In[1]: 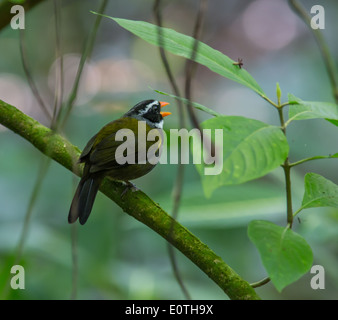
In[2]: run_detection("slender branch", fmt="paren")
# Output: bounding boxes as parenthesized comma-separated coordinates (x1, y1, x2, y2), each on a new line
(0, 156, 50, 299)
(288, 0, 338, 103)
(184, 0, 207, 129)
(70, 223, 78, 300)
(153, 0, 190, 299)
(167, 164, 190, 299)
(250, 276, 270, 288)
(57, 0, 108, 130)
(289, 154, 337, 167)
(183, 0, 216, 162)
(262, 95, 279, 109)
(16, 157, 51, 261)
(153, 0, 185, 122)
(0, 99, 260, 300)
(51, 0, 64, 128)
(293, 207, 302, 218)
(280, 102, 290, 108)
(19, 29, 52, 121)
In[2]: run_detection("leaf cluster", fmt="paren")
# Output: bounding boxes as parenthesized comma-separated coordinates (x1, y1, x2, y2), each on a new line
(100, 15, 338, 292)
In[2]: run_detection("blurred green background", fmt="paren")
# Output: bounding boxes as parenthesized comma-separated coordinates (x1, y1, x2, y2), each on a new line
(0, 0, 338, 299)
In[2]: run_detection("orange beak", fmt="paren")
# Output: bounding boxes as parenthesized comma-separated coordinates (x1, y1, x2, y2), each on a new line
(160, 101, 171, 117)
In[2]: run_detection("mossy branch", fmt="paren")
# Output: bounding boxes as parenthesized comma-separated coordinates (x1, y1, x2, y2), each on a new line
(0, 98, 260, 300)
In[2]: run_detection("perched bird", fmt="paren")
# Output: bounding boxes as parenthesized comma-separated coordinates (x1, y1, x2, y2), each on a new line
(68, 99, 171, 225)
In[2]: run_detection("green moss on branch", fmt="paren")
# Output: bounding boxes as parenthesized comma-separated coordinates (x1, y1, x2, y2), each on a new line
(0, 99, 260, 300)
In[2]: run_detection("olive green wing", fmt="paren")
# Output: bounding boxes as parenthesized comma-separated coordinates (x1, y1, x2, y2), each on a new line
(88, 117, 140, 173)
(85, 117, 163, 173)
(79, 134, 98, 163)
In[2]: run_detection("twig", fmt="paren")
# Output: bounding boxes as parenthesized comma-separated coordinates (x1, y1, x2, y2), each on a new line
(153, 0, 185, 122)
(51, 0, 64, 129)
(153, 0, 190, 300)
(19, 29, 52, 121)
(70, 222, 78, 300)
(288, 0, 338, 103)
(250, 276, 271, 288)
(289, 154, 337, 167)
(0, 156, 50, 299)
(57, 0, 108, 130)
(184, 0, 208, 129)
(185, 0, 216, 160)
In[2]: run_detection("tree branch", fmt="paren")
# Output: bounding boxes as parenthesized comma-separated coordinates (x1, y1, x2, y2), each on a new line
(288, 0, 338, 103)
(0, 98, 260, 300)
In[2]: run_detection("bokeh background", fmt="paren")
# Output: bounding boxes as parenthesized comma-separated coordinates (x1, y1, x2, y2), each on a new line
(0, 0, 338, 299)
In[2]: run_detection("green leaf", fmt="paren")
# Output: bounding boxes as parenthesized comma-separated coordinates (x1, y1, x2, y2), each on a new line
(288, 94, 338, 125)
(248, 220, 313, 292)
(153, 88, 222, 117)
(301, 173, 338, 210)
(327, 119, 338, 126)
(193, 116, 289, 197)
(94, 13, 265, 97)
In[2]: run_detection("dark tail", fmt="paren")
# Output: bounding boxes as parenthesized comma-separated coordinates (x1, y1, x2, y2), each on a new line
(68, 176, 102, 225)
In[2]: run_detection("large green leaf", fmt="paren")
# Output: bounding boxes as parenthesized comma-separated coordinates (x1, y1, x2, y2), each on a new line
(94, 14, 265, 97)
(193, 116, 289, 197)
(248, 220, 313, 292)
(300, 173, 338, 210)
(288, 94, 338, 126)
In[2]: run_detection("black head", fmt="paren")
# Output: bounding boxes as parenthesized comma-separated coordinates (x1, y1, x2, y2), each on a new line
(124, 100, 170, 128)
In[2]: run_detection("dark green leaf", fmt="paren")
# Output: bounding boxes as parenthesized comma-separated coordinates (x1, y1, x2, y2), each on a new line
(94, 14, 266, 97)
(153, 89, 222, 117)
(193, 116, 289, 197)
(288, 94, 338, 126)
(248, 220, 313, 292)
(301, 173, 338, 210)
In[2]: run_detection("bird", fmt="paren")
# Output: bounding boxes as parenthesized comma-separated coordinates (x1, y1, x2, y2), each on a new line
(68, 99, 171, 225)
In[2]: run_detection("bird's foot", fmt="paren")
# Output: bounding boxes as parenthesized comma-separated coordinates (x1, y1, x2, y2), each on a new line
(121, 181, 139, 198)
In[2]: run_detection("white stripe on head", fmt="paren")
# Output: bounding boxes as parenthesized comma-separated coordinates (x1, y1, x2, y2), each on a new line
(138, 100, 159, 116)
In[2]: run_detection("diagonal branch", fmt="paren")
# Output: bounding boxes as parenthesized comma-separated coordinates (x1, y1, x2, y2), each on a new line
(288, 0, 338, 103)
(0, 98, 260, 300)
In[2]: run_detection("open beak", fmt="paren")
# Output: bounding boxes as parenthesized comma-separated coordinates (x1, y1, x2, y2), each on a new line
(159, 101, 171, 117)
